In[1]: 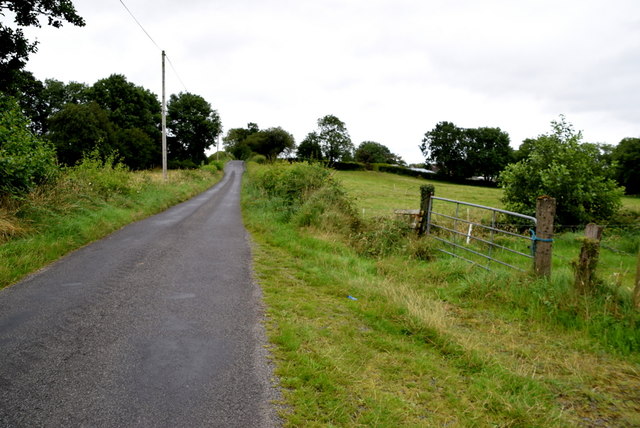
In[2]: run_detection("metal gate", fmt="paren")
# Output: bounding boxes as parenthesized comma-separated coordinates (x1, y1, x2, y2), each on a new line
(426, 196, 537, 272)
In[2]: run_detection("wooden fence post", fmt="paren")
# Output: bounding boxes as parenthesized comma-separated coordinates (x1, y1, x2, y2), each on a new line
(634, 250, 640, 310)
(534, 196, 556, 277)
(574, 223, 604, 294)
(418, 184, 434, 236)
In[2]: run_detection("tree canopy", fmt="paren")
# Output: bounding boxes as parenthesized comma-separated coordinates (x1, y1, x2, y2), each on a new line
(223, 123, 259, 160)
(499, 116, 623, 225)
(0, 0, 84, 94)
(0, 93, 57, 195)
(47, 101, 115, 166)
(296, 132, 323, 161)
(420, 122, 512, 180)
(245, 126, 295, 162)
(167, 91, 222, 165)
(612, 137, 640, 195)
(354, 141, 403, 165)
(310, 114, 354, 164)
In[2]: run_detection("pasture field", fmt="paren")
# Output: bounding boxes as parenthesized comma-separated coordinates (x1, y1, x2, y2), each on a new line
(336, 170, 639, 292)
(245, 163, 640, 427)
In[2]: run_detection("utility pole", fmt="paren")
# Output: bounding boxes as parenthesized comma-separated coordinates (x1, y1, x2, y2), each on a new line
(161, 50, 167, 181)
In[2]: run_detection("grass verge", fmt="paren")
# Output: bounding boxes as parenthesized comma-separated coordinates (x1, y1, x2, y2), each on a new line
(0, 158, 224, 289)
(244, 163, 640, 427)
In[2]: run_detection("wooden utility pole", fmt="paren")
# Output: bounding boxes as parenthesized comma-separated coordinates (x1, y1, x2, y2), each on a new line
(161, 50, 167, 181)
(534, 196, 556, 277)
(418, 185, 435, 236)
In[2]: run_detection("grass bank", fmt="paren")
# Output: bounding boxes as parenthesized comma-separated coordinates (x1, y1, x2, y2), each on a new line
(0, 158, 224, 289)
(244, 163, 640, 427)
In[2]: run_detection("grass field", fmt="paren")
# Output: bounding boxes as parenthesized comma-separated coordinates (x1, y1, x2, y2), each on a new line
(336, 170, 640, 291)
(245, 163, 640, 427)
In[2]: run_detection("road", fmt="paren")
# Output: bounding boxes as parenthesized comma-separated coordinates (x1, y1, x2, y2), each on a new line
(0, 161, 280, 427)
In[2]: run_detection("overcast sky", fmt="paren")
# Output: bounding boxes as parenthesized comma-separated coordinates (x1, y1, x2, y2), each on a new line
(21, 0, 640, 163)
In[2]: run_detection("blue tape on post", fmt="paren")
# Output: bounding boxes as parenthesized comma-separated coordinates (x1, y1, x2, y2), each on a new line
(529, 228, 554, 256)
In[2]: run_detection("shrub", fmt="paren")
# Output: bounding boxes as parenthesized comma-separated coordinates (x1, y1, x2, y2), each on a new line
(499, 116, 623, 226)
(0, 94, 58, 195)
(64, 149, 130, 198)
(252, 162, 331, 206)
(352, 217, 413, 258)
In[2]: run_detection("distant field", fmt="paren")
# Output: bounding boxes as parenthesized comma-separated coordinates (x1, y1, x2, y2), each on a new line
(334, 171, 504, 218)
(335, 169, 639, 290)
(336, 170, 640, 217)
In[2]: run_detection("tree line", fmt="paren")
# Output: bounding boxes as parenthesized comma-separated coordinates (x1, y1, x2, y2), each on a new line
(223, 114, 405, 166)
(421, 117, 639, 225)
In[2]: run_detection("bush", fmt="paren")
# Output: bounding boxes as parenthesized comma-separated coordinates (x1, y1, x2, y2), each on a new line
(64, 150, 130, 198)
(352, 217, 413, 258)
(168, 159, 198, 169)
(499, 116, 623, 226)
(207, 151, 234, 163)
(0, 94, 58, 196)
(248, 154, 267, 164)
(252, 162, 331, 206)
(293, 183, 360, 234)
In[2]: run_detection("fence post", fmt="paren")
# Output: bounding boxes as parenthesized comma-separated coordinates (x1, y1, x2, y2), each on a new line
(634, 249, 640, 310)
(574, 223, 604, 294)
(418, 184, 434, 236)
(534, 196, 556, 277)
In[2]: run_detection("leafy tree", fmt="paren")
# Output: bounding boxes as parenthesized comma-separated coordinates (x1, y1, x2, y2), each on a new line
(167, 92, 221, 165)
(420, 121, 470, 179)
(0, 93, 57, 195)
(0, 0, 84, 93)
(465, 127, 512, 181)
(85, 74, 161, 168)
(47, 101, 115, 166)
(612, 137, 640, 195)
(246, 126, 295, 162)
(314, 114, 353, 164)
(499, 115, 623, 225)
(297, 132, 323, 161)
(355, 141, 394, 164)
(223, 123, 259, 160)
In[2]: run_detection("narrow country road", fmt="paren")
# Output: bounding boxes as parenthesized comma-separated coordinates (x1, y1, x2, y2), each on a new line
(0, 161, 280, 427)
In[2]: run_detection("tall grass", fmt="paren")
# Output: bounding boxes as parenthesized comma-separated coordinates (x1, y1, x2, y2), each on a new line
(0, 155, 224, 289)
(244, 162, 640, 427)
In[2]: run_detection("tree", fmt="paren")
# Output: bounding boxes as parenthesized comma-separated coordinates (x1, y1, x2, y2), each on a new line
(167, 92, 221, 165)
(314, 114, 353, 164)
(355, 141, 397, 164)
(612, 137, 640, 195)
(297, 132, 323, 161)
(419, 121, 470, 178)
(47, 101, 115, 166)
(246, 126, 295, 162)
(0, 0, 84, 93)
(223, 124, 258, 161)
(499, 115, 623, 225)
(85, 74, 161, 168)
(0, 93, 57, 195)
(465, 127, 512, 181)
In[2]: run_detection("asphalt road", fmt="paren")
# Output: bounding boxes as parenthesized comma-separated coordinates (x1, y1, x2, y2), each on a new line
(0, 161, 280, 427)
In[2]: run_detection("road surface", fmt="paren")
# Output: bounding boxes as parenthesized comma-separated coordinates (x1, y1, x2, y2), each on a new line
(0, 161, 280, 427)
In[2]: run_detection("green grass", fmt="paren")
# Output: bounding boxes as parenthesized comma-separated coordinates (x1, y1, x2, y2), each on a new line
(335, 170, 504, 217)
(0, 166, 223, 289)
(244, 163, 640, 427)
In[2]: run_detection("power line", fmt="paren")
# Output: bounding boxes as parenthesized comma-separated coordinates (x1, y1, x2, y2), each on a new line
(165, 54, 188, 93)
(118, 0, 161, 51)
(118, 0, 188, 92)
